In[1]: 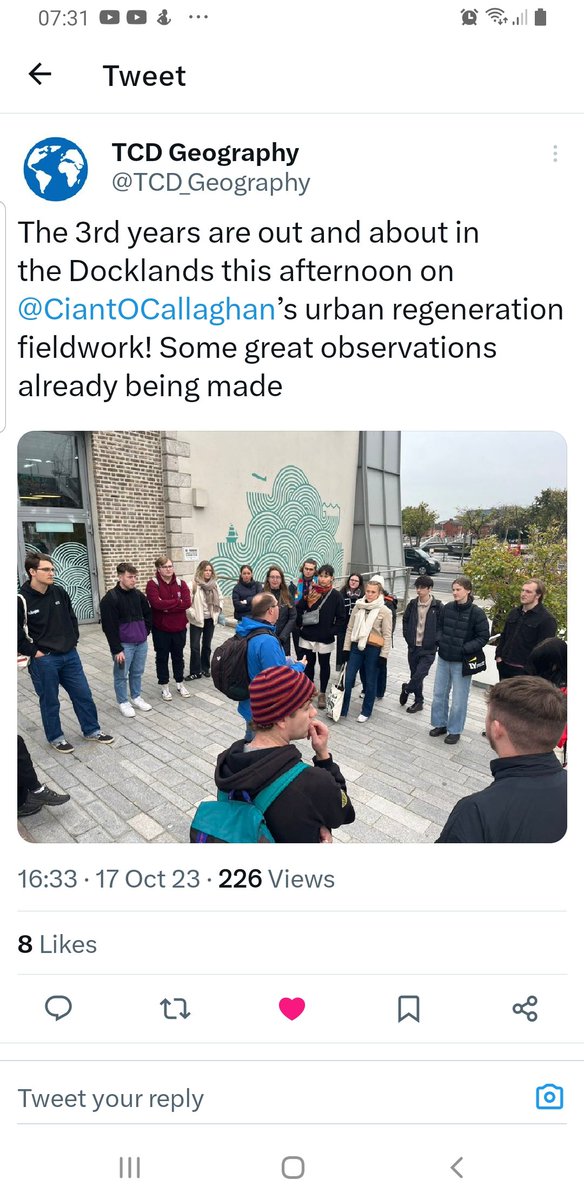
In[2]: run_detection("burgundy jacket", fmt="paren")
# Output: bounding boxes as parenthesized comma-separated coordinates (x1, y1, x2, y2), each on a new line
(145, 572, 191, 633)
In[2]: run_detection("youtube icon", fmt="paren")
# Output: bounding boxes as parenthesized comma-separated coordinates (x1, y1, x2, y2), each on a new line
(127, 9, 147, 22)
(99, 9, 120, 22)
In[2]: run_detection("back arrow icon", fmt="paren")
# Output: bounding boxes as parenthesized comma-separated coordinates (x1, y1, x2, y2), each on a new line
(450, 1157, 463, 1179)
(29, 63, 52, 85)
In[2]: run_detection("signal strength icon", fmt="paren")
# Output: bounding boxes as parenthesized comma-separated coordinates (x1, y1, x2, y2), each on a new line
(486, 7, 506, 22)
(511, 7, 528, 22)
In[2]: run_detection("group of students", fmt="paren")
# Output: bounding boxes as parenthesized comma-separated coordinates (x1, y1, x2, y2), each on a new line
(98, 555, 227, 708)
(18, 548, 567, 844)
(232, 559, 395, 723)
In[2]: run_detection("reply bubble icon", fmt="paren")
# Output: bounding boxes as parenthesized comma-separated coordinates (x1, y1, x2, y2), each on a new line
(44, 995, 72, 1021)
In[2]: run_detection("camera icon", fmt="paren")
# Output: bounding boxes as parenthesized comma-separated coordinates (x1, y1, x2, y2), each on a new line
(536, 1084, 564, 1110)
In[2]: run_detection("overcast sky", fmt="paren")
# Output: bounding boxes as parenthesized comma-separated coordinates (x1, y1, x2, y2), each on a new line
(400, 432, 567, 520)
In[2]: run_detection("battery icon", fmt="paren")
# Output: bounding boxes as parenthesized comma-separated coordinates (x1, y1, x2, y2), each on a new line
(534, 8, 547, 24)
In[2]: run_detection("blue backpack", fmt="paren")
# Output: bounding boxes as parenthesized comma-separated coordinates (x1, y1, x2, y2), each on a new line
(190, 762, 310, 843)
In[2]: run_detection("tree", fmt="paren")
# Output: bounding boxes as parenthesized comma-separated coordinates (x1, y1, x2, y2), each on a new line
(455, 507, 494, 543)
(528, 488, 567, 537)
(467, 522, 567, 634)
(490, 503, 529, 542)
(401, 502, 438, 545)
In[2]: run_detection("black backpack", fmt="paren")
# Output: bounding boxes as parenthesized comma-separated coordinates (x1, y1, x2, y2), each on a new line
(211, 628, 267, 701)
(383, 593, 398, 643)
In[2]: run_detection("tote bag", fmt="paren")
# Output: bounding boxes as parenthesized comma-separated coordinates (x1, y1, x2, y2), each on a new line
(326, 665, 346, 722)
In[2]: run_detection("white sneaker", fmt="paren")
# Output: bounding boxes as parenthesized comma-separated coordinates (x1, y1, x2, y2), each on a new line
(131, 696, 152, 712)
(357, 714, 369, 723)
(176, 682, 190, 698)
(161, 686, 172, 702)
(119, 701, 136, 718)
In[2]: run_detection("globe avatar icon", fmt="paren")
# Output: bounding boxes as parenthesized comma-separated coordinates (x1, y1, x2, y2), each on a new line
(23, 138, 88, 201)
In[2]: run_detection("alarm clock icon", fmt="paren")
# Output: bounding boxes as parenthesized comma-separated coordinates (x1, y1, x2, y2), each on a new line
(461, 8, 478, 23)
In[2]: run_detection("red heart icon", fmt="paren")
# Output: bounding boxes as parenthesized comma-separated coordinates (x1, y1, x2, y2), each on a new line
(279, 997, 305, 1021)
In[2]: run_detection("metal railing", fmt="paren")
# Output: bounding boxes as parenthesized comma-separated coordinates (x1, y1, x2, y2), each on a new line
(347, 564, 412, 610)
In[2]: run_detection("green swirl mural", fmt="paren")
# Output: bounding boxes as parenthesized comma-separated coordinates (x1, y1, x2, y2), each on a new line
(24, 540, 94, 619)
(211, 465, 344, 590)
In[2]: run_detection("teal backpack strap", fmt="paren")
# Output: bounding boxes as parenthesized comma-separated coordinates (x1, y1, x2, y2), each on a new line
(253, 761, 310, 814)
(216, 761, 310, 815)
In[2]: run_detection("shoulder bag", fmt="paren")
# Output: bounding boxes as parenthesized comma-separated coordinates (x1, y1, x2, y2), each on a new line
(367, 630, 385, 648)
(302, 592, 329, 627)
(462, 649, 487, 676)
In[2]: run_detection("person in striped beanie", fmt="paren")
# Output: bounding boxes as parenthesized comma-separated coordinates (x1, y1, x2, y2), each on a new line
(213, 666, 356, 842)
(249, 664, 316, 729)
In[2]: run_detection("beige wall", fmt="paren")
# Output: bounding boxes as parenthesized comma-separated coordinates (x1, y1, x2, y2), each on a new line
(177, 432, 360, 606)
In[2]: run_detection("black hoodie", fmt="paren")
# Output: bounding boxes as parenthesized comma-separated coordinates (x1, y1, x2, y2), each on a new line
(18, 581, 79, 657)
(214, 740, 355, 843)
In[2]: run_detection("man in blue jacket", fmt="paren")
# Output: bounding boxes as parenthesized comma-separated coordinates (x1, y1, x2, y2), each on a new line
(236, 591, 306, 741)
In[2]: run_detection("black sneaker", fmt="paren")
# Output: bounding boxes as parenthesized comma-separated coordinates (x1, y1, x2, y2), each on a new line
(36, 785, 70, 806)
(407, 701, 424, 714)
(18, 794, 44, 817)
(84, 732, 114, 745)
(202, 670, 211, 678)
(429, 726, 447, 737)
(53, 739, 74, 754)
(399, 683, 409, 707)
(444, 733, 460, 745)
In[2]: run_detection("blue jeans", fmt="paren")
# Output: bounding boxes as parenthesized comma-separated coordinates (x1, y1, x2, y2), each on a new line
(430, 657, 472, 735)
(341, 643, 382, 718)
(29, 648, 100, 744)
(113, 640, 148, 703)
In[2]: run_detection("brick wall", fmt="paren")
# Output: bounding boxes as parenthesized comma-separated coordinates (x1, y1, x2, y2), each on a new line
(90, 431, 167, 591)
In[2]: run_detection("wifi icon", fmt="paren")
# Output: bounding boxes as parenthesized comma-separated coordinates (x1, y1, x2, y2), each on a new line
(486, 6, 506, 20)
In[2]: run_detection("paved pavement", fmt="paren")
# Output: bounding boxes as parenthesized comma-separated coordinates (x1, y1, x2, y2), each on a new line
(17, 622, 493, 844)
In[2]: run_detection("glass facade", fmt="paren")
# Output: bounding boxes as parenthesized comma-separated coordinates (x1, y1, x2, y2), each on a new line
(350, 431, 407, 597)
(18, 432, 84, 508)
(17, 433, 98, 621)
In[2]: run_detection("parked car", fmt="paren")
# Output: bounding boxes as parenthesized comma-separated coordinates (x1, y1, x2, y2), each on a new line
(448, 542, 472, 558)
(420, 540, 451, 555)
(403, 546, 441, 575)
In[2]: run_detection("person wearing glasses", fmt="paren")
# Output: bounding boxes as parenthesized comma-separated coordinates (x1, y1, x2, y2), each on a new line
(18, 552, 114, 753)
(234, 591, 307, 742)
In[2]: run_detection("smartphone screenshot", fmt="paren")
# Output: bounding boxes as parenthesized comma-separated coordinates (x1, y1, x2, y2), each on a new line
(1, 2, 581, 1195)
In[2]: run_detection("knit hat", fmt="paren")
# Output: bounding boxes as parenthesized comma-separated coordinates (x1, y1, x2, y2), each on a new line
(249, 666, 315, 726)
(370, 573, 386, 588)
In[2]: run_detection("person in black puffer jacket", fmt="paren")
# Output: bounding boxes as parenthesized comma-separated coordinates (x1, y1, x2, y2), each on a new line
(232, 565, 263, 620)
(263, 565, 297, 654)
(429, 575, 489, 744)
